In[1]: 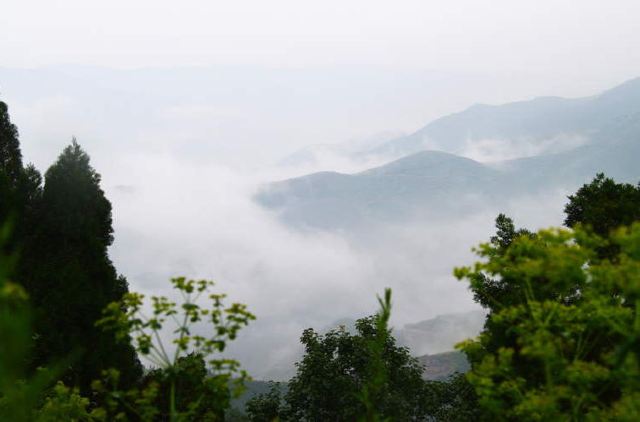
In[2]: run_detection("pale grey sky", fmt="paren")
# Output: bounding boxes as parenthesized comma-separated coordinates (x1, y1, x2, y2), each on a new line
(3, 0, 640, 165)
(2, 0, 639, 76)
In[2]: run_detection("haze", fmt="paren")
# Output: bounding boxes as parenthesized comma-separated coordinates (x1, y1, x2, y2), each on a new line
(2, 0, 639, 378)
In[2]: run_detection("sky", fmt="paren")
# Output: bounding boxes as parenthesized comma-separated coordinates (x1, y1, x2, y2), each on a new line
(2, 0, 640, 378)
(2, 0, 639, 75)
(3, 0, 640, 165)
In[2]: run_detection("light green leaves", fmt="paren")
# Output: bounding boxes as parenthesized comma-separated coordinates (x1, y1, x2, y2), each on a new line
(98, 277, 255, 370)
(96, 276, 255, 420)
(457, 223, 640, 420)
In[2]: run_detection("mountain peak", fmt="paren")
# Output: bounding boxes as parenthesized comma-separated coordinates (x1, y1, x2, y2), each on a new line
(361, 150, 486, 177)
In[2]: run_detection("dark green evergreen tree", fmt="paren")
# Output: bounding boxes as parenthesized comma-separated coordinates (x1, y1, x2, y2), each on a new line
(0, 101, 24, 192)
(0, 100, 43, 252)
(426, 373, 479, 421)
(564, 173, 640, 236)
(245, 383, 284, 422)
(466, 213, 534, 314)
(22, 139, 141, 392)
(564, 173, 640, 260)
(283, 316, 431, 421)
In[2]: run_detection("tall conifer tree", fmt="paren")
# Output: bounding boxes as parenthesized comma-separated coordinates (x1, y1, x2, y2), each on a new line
(0, 101, 23, 186)
(24, 139, 141, 391)
(0, 100, 42, 252)
(0, 100, 25, 232)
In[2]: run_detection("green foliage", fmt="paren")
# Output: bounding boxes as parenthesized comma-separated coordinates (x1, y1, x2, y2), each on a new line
(357, 288, 393, 422)
(245, 289, 437, 421)
(226, 406, 252, 422)
(10, 86, 640, 422)
(565, 173, 640, 236)
(456, 223, 640, 420)
(0, 100, 42, 256)
(426, 373, 479, 421)
(0, 101, 23, 186)
(0, 225, 61, 422)
(465, 213, 535, 313)
(90, 368, 160, 421)
(142, 353, 239, 421)
(20, 139, 141, 391)
(34, 382, 93, 421)
(0, 101, 258, 419)
(274, 288, 469, 421)
(0, 276, 39, 421)
(245, 382, 283, 422)
(0, 100, 24, 229)
(565, 173, 640, 260)
(490, 213, 534, 253)
(97, 277, 256, 420)
(282, 292, 431, 421)
(244, 291, 477, 422)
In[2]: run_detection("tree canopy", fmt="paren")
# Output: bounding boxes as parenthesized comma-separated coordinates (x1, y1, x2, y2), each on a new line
(280, 317, 430, 421)
(0, 101, 41, 254)
(0, 101, 23, 191)
(20, 139, 141, 391)
(564, 173, 640, 236)
(456, 193, 640, 420)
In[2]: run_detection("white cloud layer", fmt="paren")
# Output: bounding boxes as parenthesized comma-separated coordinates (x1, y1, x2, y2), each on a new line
(98, 149, 570, 378)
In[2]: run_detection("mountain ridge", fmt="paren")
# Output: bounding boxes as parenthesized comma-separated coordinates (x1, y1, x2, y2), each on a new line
(257, 77, 640, 230)
(363, 76, 640, 161)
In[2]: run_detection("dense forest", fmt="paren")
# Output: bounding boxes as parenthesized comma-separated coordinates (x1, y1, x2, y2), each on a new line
(2, 96, 640, 421)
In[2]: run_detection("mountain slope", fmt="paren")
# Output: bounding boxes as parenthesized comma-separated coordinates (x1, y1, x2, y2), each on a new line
(397, 310, 486, 357)
(257, 78, 640, 230)
(419, 351, 471, 381)
(256, 151, 502, 229)
(367, 77, 640, 161)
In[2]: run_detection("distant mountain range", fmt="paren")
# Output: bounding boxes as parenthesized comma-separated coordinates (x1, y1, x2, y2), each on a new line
(278, 131, 404, 169)
(360, 76, 640, 160)
(256, 78, 640, 230)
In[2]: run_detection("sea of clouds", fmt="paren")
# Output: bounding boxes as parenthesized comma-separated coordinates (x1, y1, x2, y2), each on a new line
(2, 66, 573, 379)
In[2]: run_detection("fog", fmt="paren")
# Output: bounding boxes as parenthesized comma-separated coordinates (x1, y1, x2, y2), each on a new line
(101, 151, 569, 379)
(3, 1, 640, 81)
(0, 65, 604, 378)
(2, 0, 639, 377)
(99, 149, 570, 379)
(458, 134, 589, 163)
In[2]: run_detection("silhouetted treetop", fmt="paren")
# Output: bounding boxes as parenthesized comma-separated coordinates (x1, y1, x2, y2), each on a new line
(42, 138, 114, 248)
(564, 173, 640, 236)
(0, 101, 23, 187)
